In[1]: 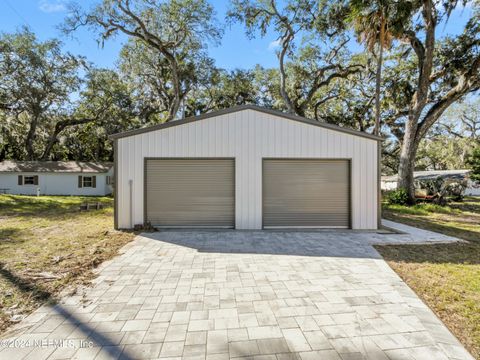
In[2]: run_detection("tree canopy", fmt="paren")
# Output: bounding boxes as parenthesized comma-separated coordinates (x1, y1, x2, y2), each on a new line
(0, 28, 84, 160)
(64, 0, 223, 121)
(228, 0, 365, 117)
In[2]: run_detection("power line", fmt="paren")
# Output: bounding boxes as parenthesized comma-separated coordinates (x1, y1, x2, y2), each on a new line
(3, 0, 36, 31)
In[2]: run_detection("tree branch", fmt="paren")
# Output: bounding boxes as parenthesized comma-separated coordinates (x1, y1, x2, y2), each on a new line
(40, 116, 99, 160)
(416, 56, 480, 140)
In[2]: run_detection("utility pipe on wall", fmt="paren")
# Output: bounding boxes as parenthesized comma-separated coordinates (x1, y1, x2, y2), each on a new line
(129, 179, 133, 228)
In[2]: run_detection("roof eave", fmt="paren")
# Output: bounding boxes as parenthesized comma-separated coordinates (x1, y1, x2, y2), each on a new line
(0, 170, 110, 174)
(108, 105, 384, 142)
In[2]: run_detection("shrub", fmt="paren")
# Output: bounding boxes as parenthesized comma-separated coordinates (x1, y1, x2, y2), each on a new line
(386, 188, 409, 205)
(467, 147, 480, 182)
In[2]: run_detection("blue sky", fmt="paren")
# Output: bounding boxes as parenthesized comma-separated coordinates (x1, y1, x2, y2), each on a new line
(0, 0, 473, 70)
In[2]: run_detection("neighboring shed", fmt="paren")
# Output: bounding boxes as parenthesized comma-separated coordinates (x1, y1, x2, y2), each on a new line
(381, 170, 480, 196)
(111, 105, 382, 230)
(0, 161, 113, 196)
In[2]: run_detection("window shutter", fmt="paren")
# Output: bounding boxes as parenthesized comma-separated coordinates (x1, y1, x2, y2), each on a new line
(92, 176, 96, 188)
(33, 176, 39, 185)
(18, 175, 23, 185)
(78, 176, 83, 188)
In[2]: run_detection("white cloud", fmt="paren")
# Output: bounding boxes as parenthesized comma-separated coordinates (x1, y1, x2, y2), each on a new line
(39, 0, 67, 13)
(268, 39, 281, 51)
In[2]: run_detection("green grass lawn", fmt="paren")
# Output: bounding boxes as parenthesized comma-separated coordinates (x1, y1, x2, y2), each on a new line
(377, 197, 480, 359)
(0, 195, 135, 334)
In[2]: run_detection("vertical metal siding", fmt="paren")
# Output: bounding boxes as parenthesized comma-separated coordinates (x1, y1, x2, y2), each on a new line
(116, 109, 378, 229)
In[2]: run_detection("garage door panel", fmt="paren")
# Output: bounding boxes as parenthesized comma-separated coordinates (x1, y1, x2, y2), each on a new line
(145, 159, 234, 227)
(263, 159, 350, 228)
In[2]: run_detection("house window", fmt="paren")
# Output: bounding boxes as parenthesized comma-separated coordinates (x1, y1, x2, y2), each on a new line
(106, 176, 112, 185)
(78, 175, 96, 188)
(18, 175, 38, 186)
(83, 176, 93, 187)
(24, 176, 35, 185)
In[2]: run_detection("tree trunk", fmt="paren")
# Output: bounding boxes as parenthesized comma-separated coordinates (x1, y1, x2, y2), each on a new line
(165, 54, 181, 122)
(397, 117, 418, 203)
(397, 0, 437, 204)
(41, 130, 61, 161)
(397, 83, 473, 204)
(25, 114, 40, 160)
(0, 144, 6, 162)
(278, 33, 295, 114)
(40, 117, 97, 160)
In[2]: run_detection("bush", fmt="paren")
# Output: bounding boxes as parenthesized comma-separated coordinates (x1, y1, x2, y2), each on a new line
(386, 188, 409, 205)
(467, 147, 480, 182)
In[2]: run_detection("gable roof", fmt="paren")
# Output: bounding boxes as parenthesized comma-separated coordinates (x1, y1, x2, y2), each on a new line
(0, 161, 113, 173)
(109, 105, 383, 141)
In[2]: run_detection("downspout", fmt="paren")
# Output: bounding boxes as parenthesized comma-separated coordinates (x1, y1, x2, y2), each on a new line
(377, 142, 382, 229)
(129, 179, 133, 229)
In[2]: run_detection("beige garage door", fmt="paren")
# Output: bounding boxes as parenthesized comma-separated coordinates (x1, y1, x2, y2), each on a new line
(263, 159, 350, 228)
(145, 159, 235, 227)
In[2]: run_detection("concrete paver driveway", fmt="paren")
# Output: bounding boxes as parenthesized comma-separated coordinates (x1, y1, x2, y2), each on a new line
(1, 229, 473, 360)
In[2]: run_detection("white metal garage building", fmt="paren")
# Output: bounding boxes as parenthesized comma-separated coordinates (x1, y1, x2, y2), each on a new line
(111, 105, 382, 230)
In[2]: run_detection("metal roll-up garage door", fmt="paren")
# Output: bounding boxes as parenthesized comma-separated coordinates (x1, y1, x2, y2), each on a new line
(263, 159, 350, 228)
(145, 159, 235, 227)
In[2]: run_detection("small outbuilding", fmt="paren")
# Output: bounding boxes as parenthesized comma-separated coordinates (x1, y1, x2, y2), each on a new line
(111, 105, 382, 230)
(0, 161, 113, 196)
